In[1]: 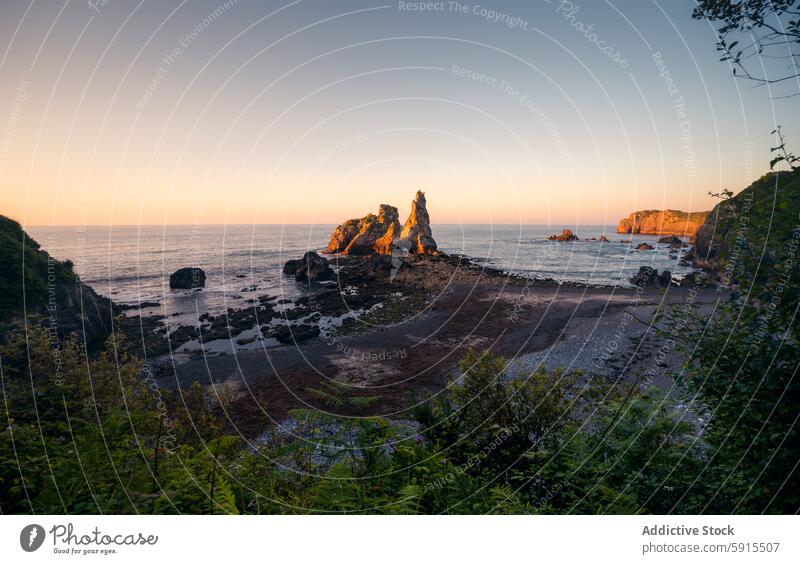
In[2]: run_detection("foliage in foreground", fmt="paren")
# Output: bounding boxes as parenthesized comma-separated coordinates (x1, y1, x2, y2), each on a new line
(2, 323, 793, 515)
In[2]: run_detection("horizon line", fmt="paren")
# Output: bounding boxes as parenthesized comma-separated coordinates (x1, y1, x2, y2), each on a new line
(23, 222, 626, 228)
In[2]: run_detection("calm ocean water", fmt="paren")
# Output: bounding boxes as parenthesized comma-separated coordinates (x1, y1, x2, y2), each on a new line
(28, 224, 695, 321)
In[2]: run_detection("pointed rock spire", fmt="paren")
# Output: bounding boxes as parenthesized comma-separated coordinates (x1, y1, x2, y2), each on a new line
(400, 190, 437, 254)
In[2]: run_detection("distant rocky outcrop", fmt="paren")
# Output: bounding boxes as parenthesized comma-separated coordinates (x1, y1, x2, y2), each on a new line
(547, 229, 578, 242)
(0, 215, 114, 350)
(326, 191, 437, 256)
(283, 251, 334, 283)
(617, 209, 708, 239)
(636, 243, 654, 251)
(657, 235, 684, 246)
(169, 267, 206, 289)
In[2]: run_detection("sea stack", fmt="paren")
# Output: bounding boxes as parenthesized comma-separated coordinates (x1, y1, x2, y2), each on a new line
(326, 204, 402, 255)
(399, 190, 437, 254)
(325, 191, 437, 256)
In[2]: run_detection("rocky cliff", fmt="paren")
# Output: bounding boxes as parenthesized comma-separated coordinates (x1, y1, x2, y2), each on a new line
(617, 209, 708, 239)
(326, 204, 402, 255)
(326, 191, 437, 255)
(0, 215, 115, 350)
(398, 190, 438, 254)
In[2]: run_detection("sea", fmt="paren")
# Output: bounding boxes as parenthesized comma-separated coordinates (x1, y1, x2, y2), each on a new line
(27, 224, 695, 323)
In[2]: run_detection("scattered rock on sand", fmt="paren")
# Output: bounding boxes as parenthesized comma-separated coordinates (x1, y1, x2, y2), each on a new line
(629, 266, 673, 287)
(169, 267, 206, 289)
(630, 266, 657, 287)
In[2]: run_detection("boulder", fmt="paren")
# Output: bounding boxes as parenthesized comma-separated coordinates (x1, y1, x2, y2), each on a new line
(630, 266, 658, 287)
(548, 228, 578, 242)
(283, 259, 300, 275)
(169, 267, 206, 289)
(284, 252, 334, 283)
(599, 235, 610, 242)
(629, 266, 674, 288)
(636, 243, 654, 251)
(617, 209, 709, 238)
(658, 235, 683, 245)
(399, 190, 438, 254)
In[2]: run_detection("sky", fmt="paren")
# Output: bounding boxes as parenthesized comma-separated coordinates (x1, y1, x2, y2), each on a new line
(0, 0, 797, 227)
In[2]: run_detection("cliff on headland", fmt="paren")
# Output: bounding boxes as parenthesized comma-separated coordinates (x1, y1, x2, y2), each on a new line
(326, 191, 437, 256)
(617, 209, 709, 238)
(0, 215, 114, 349)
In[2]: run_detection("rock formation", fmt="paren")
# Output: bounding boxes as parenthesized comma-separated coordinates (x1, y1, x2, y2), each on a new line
(636, 243, 654, 251)
(629, 266, 672, 288)
(325, 191, 437, 256)
(547, 229, 578, 242)
(617, 209, 708, 239)
(326, 204, 403, 255)
(169, 267, 206, 289)
(657, 235, 684, 246)
(399, 191, 438, 254)
(283, 251, 334, 283)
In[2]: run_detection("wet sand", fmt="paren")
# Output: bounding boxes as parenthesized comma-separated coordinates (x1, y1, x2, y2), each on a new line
(155, 261, 722, 437)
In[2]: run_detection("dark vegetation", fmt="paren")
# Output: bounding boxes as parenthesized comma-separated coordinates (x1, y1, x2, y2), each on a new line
(0, 215, 76, 320)
(0, 215, 114, 349)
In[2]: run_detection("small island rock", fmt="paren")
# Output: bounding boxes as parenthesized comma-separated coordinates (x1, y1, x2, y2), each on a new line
(170, 267, 206, 289)
(548, 229, 578, 242)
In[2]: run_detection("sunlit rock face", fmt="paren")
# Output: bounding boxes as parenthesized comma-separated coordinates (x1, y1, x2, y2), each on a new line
(399, 191, 438, 255)
(325, 204, 402, 255)
(325, 192, 437, 256)
(616, 209, 708, 239)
